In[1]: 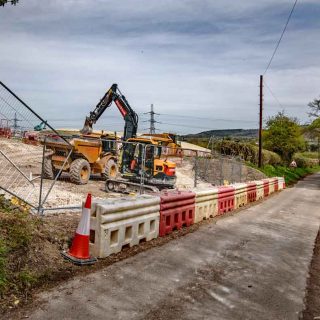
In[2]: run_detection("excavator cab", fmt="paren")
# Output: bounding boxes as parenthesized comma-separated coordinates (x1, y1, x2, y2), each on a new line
(106, 137, 176, 193)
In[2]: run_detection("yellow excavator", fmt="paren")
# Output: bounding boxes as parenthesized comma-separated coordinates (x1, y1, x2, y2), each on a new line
(80, 83, 177, 193)
(106, 134, 177, 193)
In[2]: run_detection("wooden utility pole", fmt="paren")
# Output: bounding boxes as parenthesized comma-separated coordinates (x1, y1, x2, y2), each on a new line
(258, 75, 263, 168)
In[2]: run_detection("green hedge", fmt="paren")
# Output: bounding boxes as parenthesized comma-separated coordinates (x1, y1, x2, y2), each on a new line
(213, 140, 281, 166)
(259, 165, 320, 185)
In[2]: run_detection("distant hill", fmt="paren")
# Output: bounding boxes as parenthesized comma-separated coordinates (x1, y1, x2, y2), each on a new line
(183, 129, 258, 139)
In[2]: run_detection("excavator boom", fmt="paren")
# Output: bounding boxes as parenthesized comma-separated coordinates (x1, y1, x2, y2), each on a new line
(80, 83, 138, 140)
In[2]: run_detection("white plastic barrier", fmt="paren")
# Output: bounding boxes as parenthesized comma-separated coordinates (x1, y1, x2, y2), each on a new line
(255, 180, 264, 200)
(234, 183, 247, 209)
(194, 188, 218, 223)
(278, 177, 285, 190)
(90, 195, 160, 258)
(268, 178, 275, 194)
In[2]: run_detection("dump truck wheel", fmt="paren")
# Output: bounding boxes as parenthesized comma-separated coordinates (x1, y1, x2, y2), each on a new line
(43, 157, 54, 179)
(70, 158, 91, 185)
(104, 159, 118, 179)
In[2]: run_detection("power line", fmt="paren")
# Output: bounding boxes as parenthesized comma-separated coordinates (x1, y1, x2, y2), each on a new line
(264, 81, 285, 110)
(159, 121, 258, 130)
(139, 112, 257, 123)
(264, 0, 298, 74)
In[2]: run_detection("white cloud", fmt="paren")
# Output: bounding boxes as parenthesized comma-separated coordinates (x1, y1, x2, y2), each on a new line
(0, 0, 319, 133)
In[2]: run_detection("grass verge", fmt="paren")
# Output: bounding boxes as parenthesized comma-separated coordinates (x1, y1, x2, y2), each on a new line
(0, 195, 79, 313)
(258, 165, 320, 185)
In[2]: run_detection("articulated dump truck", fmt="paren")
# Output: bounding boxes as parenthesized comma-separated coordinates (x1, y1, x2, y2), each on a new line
(42, 132, 118, 185)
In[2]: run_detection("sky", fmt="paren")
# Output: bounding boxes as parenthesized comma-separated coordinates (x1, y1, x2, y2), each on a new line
(0, 0, 319, 134)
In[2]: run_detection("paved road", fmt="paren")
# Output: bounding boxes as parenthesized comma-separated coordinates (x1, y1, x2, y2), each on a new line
(28, 174, 320, 320)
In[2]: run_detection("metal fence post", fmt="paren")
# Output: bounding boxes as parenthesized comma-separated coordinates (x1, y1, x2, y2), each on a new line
(140, 144, 146, 195)
(220, 157, 224, 185)
(38, 136, 46, 215)
(194, 150, 198, 188)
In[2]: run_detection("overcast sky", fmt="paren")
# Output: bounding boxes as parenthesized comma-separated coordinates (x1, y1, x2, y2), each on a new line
(0, 0, 319, 134)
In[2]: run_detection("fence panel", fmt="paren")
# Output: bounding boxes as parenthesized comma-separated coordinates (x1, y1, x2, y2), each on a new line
(0, 81, 70, 212)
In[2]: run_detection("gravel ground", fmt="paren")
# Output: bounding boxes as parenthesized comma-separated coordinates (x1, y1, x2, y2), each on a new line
(0, 138, 264, 210)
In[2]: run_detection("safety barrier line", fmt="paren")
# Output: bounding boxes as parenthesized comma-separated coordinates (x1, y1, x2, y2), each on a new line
(89, 177, 284, 258)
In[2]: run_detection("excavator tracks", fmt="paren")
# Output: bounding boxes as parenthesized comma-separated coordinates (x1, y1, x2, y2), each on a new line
(105, 178, 159, 194)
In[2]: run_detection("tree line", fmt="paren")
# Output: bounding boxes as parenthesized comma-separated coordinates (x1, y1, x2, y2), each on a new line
(263, 97, 320, 165)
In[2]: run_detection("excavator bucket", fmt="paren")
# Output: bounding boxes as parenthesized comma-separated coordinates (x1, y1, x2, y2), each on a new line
(80, 117, 93, 134)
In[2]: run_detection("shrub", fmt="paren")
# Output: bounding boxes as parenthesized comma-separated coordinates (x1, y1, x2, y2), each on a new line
(213, 140, 281, 165)
(294, 155, 319, 168)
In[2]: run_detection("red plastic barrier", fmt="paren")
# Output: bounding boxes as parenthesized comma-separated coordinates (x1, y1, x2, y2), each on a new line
(159, 190, 195, 237)
(0, 127, 11, 138)
(218, 186, 235, 215)
(246, 182, 257, 202)
(263, 180, 269, 197)
(23, 132, 39, 146)
(274, 178, 279, 192)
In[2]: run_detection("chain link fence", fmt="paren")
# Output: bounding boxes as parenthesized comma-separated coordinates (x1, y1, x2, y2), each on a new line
(0, 81, 71, 213)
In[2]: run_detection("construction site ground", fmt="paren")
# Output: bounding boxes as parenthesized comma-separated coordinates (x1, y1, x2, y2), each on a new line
(0, 138, 264, 210)
(4, 173, 320, 320)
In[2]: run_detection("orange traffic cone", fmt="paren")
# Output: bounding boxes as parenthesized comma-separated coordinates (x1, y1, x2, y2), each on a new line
(61, 193, 97, 265)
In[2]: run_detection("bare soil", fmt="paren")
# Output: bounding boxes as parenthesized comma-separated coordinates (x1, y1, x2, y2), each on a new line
(0, 138, 266, 211)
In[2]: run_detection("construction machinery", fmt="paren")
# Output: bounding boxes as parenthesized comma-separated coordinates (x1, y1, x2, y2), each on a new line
(106, 135, 177, 193)
(34, 121, 47, 131)
(41, 82, 137, 185)
(140, 132, 182, 156)
(43, 132, 118, 184)
(85, 85, 177, 193)
(43, 83, 177, 190)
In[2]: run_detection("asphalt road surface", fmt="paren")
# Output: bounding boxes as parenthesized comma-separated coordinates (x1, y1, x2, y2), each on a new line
(27, 173, 320, 320)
